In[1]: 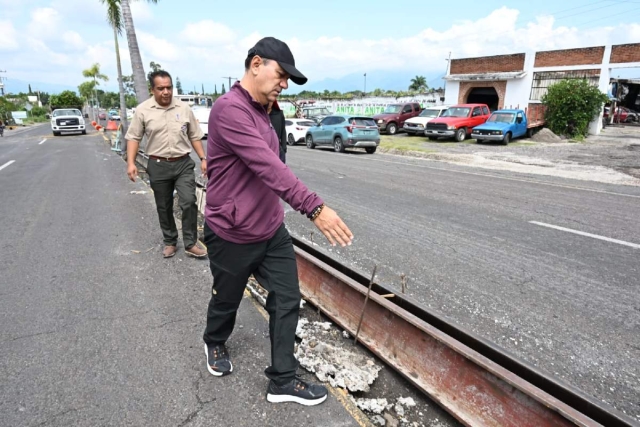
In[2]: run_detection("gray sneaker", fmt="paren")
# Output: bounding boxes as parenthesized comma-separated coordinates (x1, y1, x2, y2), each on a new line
(204, 343, 233, 377)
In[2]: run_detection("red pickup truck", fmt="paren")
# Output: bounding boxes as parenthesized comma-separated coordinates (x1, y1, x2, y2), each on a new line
(373, 102, 422, 135)
(424, 104, 491, 142)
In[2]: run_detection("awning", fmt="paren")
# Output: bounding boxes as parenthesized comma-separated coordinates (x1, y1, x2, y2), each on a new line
(444, 71, 527, 81)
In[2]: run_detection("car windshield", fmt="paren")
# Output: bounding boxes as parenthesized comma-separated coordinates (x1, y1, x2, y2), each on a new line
(53, 109, 81, 117)
(382, 105, 402, 114)
(306, 108, 331, 116)
(489, 113, 515, 123)
(419, 109, 444, 118)
(441, 107, 470, 118)
(351, 118, 377, 126)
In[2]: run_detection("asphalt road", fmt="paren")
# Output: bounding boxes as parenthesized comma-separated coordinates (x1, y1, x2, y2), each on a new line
(0, 125, 367, 427)
(282, 143, 640, 421)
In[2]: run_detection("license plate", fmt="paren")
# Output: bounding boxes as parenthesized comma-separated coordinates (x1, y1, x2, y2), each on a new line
(60, 121, 66, 125)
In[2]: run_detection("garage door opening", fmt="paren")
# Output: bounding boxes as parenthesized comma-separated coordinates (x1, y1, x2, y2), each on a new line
(466, 87, 499, 111)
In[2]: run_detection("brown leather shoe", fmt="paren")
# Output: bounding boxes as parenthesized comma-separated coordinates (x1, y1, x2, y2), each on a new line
(163, 245, 177, 258)
(185, 242, 207, 258)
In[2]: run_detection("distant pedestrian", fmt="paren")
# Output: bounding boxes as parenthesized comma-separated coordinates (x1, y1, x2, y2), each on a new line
(125, 70, 207, 259)
(268, 100, 287, 163)
(203, 37, 353, 406)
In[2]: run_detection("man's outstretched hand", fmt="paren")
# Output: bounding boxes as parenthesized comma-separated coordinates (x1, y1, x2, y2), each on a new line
(312, 206, 353, 247)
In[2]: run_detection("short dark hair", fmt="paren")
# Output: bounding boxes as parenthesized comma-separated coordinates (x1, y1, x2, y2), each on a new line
(244, 56, 270, 70)
(148, 70, 172, 88)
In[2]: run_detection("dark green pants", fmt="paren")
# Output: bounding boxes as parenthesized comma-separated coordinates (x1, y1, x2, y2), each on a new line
(146, 156, 198, 249)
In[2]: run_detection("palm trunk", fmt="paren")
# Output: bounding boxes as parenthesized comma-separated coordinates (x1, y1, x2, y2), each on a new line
(114, 27, 129, 153)
(121, 0, 149, 105)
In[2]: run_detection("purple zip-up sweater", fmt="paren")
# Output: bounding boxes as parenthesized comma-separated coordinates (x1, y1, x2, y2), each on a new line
(205, 82, 323, 244)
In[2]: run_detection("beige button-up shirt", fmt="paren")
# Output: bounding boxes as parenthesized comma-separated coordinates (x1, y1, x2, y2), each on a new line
(125, 97, 204, 158)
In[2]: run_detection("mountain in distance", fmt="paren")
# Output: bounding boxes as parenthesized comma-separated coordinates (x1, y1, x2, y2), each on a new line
(284, 70, 446, 95)
(3, 79, 77, 95)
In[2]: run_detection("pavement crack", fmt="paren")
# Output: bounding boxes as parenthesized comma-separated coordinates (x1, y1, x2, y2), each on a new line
(32, 407, 84, 426)
(177, 369, 216, 426)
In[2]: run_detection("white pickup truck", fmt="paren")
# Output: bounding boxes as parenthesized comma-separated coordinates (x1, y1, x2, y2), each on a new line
(50, 108, 86, 136)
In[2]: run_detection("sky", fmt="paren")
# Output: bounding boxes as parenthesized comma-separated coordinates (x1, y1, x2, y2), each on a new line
(1, 0, 640, 95)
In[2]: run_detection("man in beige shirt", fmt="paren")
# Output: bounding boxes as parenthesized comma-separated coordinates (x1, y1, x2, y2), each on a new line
(125, 70, 207, 258)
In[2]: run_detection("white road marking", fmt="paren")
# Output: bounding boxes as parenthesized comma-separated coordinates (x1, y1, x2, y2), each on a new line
(0, 160, 16, 171)
(38, 138, 47, 145)
(530, 221, 640, 249)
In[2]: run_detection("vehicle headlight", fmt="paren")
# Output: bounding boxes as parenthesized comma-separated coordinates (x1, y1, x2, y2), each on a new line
(377, 119, 383, 124)
(416, 124, 424, 128)
(447, 125, 457, 130)
(491, 130, 503, 135)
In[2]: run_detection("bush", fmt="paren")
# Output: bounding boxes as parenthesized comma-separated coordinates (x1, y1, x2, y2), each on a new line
(542, 79, 609, 138)
(30, 106, 48, 117)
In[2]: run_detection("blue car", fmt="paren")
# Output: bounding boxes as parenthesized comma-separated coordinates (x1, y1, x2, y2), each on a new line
(471, 109, 529, 145)
(305, 114, 380, 154)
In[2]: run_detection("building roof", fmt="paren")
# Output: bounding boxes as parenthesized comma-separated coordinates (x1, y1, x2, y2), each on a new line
(444, 71, 527, 81)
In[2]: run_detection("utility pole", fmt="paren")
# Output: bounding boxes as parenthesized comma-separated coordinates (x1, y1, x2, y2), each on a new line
(364, 73, 367, 97)
(222, 76, 238, 91)
(0, 70, 7, 96)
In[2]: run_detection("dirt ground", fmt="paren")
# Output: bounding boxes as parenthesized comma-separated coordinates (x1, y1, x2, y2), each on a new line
(383, 124, 640, 185)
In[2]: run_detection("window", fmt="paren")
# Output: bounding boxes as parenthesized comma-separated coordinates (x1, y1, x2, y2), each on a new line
(285, 120, 293, 126)
(472, 107, 482, 117)
(319, 117, 332, 126)
(482, 106, 489, 115)
(402, 105, 412, 114)
(530, 70, 600, 101)
(334, 117, 346, 124)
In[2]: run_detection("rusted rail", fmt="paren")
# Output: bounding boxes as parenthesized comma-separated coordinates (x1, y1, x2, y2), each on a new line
(132, 151, 634, 427)
(292, 237, 635, 427)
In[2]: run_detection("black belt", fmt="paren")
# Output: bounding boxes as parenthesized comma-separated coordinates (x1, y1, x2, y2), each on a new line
(149, 154, 189, 162)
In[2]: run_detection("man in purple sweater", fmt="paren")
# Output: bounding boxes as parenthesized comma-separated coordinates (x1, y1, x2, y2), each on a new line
(202, 37, 353, 406)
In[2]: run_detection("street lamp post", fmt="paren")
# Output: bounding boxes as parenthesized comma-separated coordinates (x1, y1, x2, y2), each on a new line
(363, 73, 367, 97)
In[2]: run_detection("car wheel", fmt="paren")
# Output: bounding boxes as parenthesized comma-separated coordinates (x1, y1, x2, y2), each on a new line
(82, 130, 87, 135)
(334, 136, 345, 153)
(502, 132, 511, 145)
(387, 123, 398, 135)
(365, 147, 376, 154)
(287, 133, 296, 146)
(454, 128, 466, 142)
(305, 134, 315, 149)
(526, 128, 533, 138)
(53, 131, 61, 136)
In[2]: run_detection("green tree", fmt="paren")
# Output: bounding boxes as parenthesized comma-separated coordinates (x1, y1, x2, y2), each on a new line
(28, 84, 33, 95)
(214, 84, 218, 96)
(221, 84, 226, 95)
(176, 77, 183, 95)
(82, 63, 109, 117)
(78, 81, 97, 104)
(49, 91, 84, 109)
(542, 79, 609, 138)
(149, 61, 162, 72)
(122, 75, 136, 95)
(408, 76, 428, 92)
(30, 106, 47, 117)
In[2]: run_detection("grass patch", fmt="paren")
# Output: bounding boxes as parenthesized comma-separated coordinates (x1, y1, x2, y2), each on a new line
(379, 135, 438, 154)
(21, 116, 49, 125)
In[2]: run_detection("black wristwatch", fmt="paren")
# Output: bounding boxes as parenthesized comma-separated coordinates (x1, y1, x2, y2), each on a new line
(200, 157, 205, 161)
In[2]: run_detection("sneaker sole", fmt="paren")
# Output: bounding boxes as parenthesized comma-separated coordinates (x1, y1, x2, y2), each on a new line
(204, 343, 233, 377)
(186, 251, 207, 258)
(266, 393, 328, 406)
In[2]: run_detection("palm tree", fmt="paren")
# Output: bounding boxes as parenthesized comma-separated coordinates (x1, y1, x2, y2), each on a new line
(409, 76, 428, 93)
(121, 0, 157, 104)
(82, 63, 109, 120)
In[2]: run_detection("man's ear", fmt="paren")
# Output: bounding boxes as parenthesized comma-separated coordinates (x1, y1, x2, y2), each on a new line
(250, 56, 263, 76)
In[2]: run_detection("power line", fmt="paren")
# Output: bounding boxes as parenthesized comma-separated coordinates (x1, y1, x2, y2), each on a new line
(573, 5, 640, 27)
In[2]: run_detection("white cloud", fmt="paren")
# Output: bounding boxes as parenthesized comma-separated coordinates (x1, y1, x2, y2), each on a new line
(181, 20, 235, 46)
(136, 31, 180, 63)
(27, 7, 61, 38)
(0, 20, 19, 50)
(62, 31, 86, 52)
(129, 1, 154, 25)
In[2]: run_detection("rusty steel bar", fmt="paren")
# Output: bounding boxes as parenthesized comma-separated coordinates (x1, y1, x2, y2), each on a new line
(294, 246, 604, 427)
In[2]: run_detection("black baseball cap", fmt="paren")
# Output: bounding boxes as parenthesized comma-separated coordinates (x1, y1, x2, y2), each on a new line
(247, 37, 308, 85)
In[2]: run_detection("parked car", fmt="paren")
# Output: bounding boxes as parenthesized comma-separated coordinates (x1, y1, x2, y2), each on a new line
(301, 106, 332, 124)
(98, 112, 107, 120)
(604, 106, 639, 123)
(191, 106, 211, 137)
(425, 104, 491, 142)
(108, 110, 121, 121)
(305, 114, 380, 154)
(373, 102, 422, 135)
(285, 118, 316, 145)
(471, 109, 529, 145)
(403, 106, 449, 136)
